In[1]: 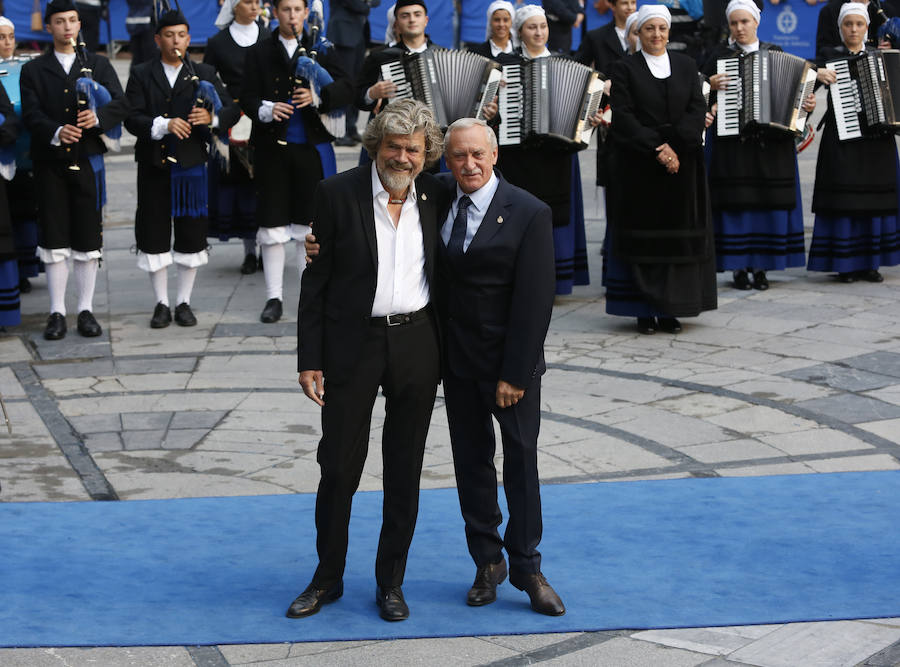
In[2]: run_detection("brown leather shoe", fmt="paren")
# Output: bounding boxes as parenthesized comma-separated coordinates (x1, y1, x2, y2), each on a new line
(509, 571, 565, 616)
(285, 581, 343, 618)
(467, 558, 508, 606)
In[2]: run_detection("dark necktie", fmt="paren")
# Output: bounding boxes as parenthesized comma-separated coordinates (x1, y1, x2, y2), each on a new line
(447, 195, 472, 257)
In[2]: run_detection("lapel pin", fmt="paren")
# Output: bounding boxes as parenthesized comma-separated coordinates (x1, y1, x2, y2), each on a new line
(497, 216, 503, 224)
(421, 193, 427, 200)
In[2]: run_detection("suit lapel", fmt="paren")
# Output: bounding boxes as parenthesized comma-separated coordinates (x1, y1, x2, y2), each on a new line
(416, 177, 437, 282)
(39, 52, 68, 81)
(466, 175, 510, 254)
(356, 165, 378, 271)
(150, 60, 171, 98)
(604, 24, 624, 58)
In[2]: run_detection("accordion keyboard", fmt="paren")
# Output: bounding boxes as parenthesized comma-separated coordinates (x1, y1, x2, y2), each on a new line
(827, 59, 862, 140)
(717, 58, 742, 136)
(498, 64, 523, 145)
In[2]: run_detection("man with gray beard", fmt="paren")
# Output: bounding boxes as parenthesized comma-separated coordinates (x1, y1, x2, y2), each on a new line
(291, 99, 444, 622)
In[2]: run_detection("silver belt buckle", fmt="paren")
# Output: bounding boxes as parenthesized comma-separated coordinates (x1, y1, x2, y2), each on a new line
(386, 313, 405, 326)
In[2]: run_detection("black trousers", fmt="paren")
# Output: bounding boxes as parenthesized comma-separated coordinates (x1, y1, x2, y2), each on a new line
(332, 43, 365, 135)
(254, 143, 322, 228)
(135, 162, 208, 254)
(312, 312, 440, 589)
(444, 372, 543, 575)
(34, 159, 102, 252)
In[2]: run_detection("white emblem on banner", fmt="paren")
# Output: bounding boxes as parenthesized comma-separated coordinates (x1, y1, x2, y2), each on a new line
(777, 6, 798, 35)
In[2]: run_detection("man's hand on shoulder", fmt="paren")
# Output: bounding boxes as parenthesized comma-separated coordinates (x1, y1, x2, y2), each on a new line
(299, 370, 325, 406)
(496, 380, 525, 409)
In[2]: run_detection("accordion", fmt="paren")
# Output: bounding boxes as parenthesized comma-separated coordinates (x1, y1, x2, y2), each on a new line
(826, 50, 900, 141)
(497, 57, 605, 148)
(379, 49, 502, 127)
(716, 47, 817, 137)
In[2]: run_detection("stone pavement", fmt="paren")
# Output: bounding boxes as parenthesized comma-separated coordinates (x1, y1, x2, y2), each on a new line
(1, 60, 900, 666)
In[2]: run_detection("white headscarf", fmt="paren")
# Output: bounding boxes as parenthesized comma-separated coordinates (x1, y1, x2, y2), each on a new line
(514, 4, 546, 36)
(725, 0, 761, 24)
(215, 0, 240, 30)
(485, 1, 518, 47)
(635, 5, 671, 31)
(0, 16, 14, 31)
(838, 2, 870, 28)
(386, 4, 397, 44)
(625, 11, 641, 51)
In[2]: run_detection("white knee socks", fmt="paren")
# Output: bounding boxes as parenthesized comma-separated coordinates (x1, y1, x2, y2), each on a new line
(45, 259, 69, 316)
(73, 258, 98, 314)
(150, 268, 168, 306)
(176, 265, 198, 306)
(261, 242, 285, 301)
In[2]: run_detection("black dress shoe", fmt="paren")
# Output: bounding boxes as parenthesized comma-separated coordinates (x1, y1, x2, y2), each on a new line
(348, 130, 363, 143)
(240, 253, 258, 275)
(509, 571, 565, 616)
(150, 302, 172, 329)
(173, 302, 197, 327)
(467, 557, 508, 606)
(859, 269, 884, 283)
(260, 298, 283, 323)
(752, 270, 769, 290)
(375, 585, 409, 621)
(636, 317, 656, 335)
(733, 269, 752, 290)
(334, 134, 358, 147)
(19, 277, 32, 294)
(837, 272, 856, 283)
(286, 581, 343, 618)
(43, 312, 67, 340)
(76, 310, 102, 337)
(657, 317, 682, 334)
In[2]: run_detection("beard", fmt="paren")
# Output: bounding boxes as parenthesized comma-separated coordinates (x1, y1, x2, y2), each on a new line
(376, 158, 418, 194)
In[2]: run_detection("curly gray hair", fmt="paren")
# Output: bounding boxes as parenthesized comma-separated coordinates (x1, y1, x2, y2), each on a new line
(362, 99, 444, 166)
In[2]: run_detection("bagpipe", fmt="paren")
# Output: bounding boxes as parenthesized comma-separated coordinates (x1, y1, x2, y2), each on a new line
(276, 0, 345, 146)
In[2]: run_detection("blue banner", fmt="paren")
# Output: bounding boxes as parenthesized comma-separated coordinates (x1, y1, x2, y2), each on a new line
(5, 0, 816, 58)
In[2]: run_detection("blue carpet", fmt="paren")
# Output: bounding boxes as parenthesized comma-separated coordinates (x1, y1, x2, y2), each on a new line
(2, 471, 900, 647)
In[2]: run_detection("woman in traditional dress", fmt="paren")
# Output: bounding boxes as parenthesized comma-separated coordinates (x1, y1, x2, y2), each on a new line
(468, 0, 517, 59)
(604, 4, 716, 334)
(493, 4, 590, 295)
(204, 0, 265, 275)
(807, 3, 900, 282)
(703, 0, 817, 291)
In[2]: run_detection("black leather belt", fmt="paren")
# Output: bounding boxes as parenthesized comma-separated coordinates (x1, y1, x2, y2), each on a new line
(369, 306, 430, 327)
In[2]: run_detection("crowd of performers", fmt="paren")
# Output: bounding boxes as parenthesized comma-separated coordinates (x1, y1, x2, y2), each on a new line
(0, 0, 897, 340)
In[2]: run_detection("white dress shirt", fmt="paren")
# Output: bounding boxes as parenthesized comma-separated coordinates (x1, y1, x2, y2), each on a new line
(440, 171, 500, 253)
(490, 39, 514, 57)
(370, 163, 430, 317)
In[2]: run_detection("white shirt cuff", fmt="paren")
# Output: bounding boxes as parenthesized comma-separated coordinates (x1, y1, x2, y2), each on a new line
(211, 114, 219, 129)
(364, 90, 375, 106)
(151, 116, 170, 141)
(259, 101, 275, 123)
(51, 126, 63, 147)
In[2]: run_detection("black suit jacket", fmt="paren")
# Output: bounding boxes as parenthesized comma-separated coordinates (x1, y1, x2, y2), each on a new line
(125, 59, 239, 169)
(240, 28, 354, 148)
(327, 0, 381, 48)
(435, 173, 555, 389)
(203, 21, 267, 101)
(20, 50, 129, 163)
(298, 164, 444, 383)
(575, 21, 625, 75)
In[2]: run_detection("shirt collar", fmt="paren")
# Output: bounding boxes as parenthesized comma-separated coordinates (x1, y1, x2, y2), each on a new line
(455, 171, 498, 213)
(371, 162, 419, 204)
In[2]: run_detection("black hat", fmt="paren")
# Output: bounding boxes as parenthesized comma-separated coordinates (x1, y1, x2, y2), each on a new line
(156, 9, 190, 33)
(395, 0, 427, 13)
(44, 0, 79, 24)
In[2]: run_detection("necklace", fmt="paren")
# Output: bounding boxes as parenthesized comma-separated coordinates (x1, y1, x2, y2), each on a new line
(389, 197, 406, 205)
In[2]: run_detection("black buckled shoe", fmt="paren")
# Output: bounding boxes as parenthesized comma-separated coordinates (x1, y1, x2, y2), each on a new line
(752, 270, 769, 290)
(174, 302, 197, 327)
(286, 581, 343, 618)
(733, 269, 752, 290)
(860, 269, 884, 283)
(837, 272, 856, 283)
(150, 302, 172, 329)
(657, 317, 682, 334)
(43, 312, 67, 340)
(636, 317, 656, 335)
(467, 557, 508, 606)
(375, 585, 409, 621)
(76, 310, 102, 337)
(240, 253, 258, 275)
(260, 298, 283, 323)
(509, 571, 566, 616)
